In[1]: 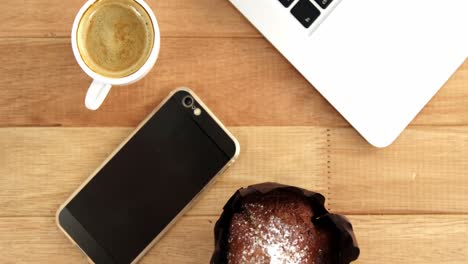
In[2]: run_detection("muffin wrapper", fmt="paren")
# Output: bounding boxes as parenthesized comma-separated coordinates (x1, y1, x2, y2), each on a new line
(211, 182, 360, 264)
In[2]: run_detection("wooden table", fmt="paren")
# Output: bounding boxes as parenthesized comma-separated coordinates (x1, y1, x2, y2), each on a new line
(1, 0, 467, 263)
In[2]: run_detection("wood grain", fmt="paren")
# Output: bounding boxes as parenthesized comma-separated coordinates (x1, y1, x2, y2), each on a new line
(0, 127, 328, 217)
(0, 0, 258, 38)
(0, 215, 467, 263)
(0, 38, 345, 127)
(328, 127, 468, 215)
(2, 127, 468, 217)
(0, 38, 467, 127)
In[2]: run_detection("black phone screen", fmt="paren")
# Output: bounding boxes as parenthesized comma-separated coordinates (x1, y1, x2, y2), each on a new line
(59, 90, 237, 264)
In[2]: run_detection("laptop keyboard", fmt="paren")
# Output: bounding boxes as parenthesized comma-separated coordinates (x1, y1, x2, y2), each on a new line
(314, 0, 333, 9)
(282, 0, 334, 28)
(279, 0, 295, 7)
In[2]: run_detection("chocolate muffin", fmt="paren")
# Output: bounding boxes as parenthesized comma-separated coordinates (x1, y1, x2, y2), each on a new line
(211, 183, 359, 264)
(227, 190, 333, 263)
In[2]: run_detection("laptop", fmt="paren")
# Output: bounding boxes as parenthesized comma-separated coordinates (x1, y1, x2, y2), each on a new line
(228, 0, 468, 147)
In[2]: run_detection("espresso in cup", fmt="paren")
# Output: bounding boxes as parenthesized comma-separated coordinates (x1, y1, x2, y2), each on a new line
(76, 0, 155, 78)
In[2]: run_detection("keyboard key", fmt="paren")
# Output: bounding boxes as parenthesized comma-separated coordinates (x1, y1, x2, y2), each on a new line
(314, 0, 333, 9)
(279, 0, 295, 8)
(291, 0, 321, 28)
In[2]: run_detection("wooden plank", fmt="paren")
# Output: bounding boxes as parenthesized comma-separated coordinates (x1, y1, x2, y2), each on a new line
(328, 127, 468, 214)
(349, 215, 468, 264)
(2, 127, 468, 216)
(1, 39, 467, 127)
(415, 60, 468, 126)
(0, 38, 345, 127)
(0, 0, 258, 38)
(0, 215, 467, 263)
(0, 127, 328, 217)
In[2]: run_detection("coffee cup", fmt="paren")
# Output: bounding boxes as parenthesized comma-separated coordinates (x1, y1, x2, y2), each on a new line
(71, 0, 160, 110)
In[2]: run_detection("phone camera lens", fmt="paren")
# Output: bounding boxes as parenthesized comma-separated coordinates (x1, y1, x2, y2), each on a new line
(182, 96, 194, 108)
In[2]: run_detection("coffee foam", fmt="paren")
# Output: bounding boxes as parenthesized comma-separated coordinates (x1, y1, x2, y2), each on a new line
(77, 0, 154, 78)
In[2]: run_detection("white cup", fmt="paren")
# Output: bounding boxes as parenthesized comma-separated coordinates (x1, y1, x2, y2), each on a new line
(71, 0, 161, 110)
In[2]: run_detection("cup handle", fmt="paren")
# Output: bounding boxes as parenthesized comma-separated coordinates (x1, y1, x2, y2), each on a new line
(85, 80, 112, 110)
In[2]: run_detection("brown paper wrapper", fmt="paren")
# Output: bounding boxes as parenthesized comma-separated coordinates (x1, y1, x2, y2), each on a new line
(211, 183, 360, 264)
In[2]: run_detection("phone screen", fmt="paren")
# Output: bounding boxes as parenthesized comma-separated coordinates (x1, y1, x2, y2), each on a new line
(59, 90, 237, 264)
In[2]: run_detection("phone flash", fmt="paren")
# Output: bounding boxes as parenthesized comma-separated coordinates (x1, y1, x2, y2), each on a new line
(194, 108, 202, 116)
